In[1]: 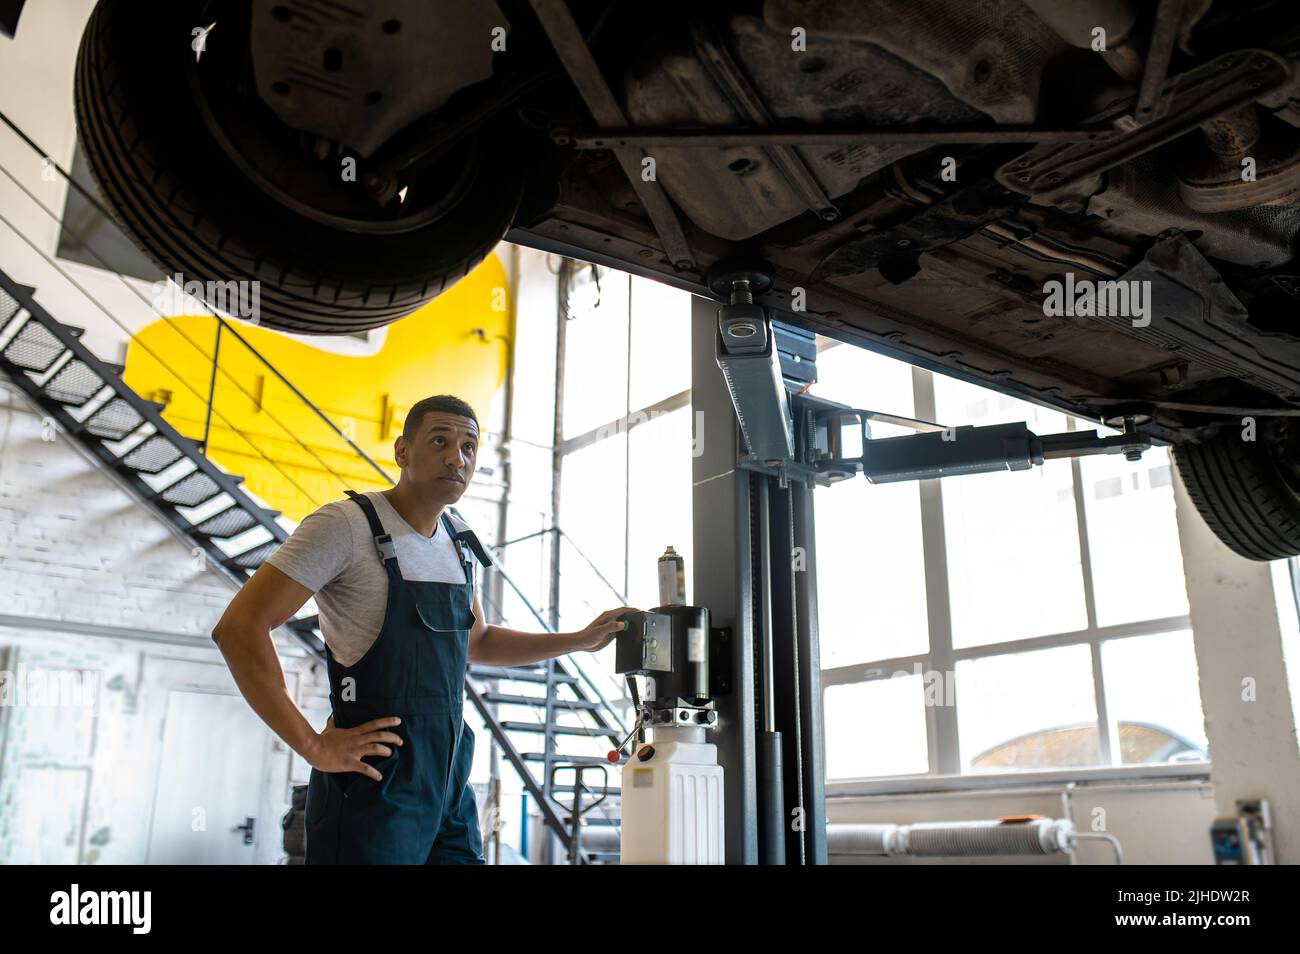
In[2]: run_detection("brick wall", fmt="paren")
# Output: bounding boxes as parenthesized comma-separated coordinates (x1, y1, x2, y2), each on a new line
(0, 387, 234, 633)
(0, 382, 326, 863)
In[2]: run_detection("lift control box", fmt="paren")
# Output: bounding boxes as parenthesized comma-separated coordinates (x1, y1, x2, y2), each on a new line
(615, 606, 711, 706)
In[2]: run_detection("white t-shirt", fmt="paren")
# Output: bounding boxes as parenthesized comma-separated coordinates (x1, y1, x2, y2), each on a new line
(266, 491, 475, 666)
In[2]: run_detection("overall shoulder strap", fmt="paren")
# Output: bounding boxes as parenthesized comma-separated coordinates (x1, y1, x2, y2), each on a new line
(447, 510, 494, 569)
(440, 512, 476, 588)
(345, 490, 398, 568)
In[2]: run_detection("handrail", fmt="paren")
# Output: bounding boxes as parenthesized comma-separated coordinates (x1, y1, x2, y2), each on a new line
(557, 526, 631, 602)
(0, 209, 324, 507)
(0, 176, 344, 503)
(212, 317, 395, 485)
(0, 107, 387, 485)
(0, 110, 390, 499)
(482, 557, 630, 735)
(499, 525, 630, 605)
(490, 526, 637, 720)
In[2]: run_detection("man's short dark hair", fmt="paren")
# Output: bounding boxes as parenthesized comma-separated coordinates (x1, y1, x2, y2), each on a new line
(403, 395, 479, 440)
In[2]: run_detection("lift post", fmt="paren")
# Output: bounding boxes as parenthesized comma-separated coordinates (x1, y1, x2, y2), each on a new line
(691, 293, 828, 864)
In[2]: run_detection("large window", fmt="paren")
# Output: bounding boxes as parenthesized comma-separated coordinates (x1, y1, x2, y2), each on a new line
(816, 343, 1206, 780)
(504, 263, 1207, 783)
(552, 268, 695, 628)
(814, 346, 929, 668)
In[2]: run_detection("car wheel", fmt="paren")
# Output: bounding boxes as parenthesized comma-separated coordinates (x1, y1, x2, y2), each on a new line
(74, 0, 525, 334)
(1173, 420, 1300, 561)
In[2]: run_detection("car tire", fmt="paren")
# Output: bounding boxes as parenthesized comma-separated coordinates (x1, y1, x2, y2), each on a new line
(74, 0, 525, 334)
(1173, 423, 1300, 561)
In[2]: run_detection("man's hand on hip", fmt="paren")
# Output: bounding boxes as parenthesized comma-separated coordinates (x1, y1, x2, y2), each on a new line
(307, 715, 404, 781)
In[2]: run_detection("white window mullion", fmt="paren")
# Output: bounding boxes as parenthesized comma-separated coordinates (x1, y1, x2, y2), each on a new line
(912, 366, 960, 774)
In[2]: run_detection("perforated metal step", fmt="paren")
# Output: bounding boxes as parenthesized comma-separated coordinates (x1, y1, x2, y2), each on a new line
(226, 540, 278, 570)
(84, 397, 145, 441)
(43, 359, 105, 407)
(195, 506, 260, 539)
(501, 721, 615, 737)
(160, 471, 223, 508)
(482, 692, 599, 711)
(2, 318, 64, 373)
(0, 287, 21, 324)
(469, 665, 578, 685)
(522, 753, 611, 766)
(120, 434, 184, 474)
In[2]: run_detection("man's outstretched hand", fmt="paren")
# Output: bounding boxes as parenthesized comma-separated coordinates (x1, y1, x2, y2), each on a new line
(575, 607, 640, 652)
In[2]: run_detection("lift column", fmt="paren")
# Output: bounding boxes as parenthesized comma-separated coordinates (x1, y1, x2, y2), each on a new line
(691, 293, 758, 864)
(690, 292, 828, 864)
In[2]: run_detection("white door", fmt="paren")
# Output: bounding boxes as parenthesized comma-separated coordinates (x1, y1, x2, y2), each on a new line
(145, 690, 267, 864)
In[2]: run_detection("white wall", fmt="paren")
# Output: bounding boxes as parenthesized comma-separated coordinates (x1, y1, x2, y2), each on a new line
(828, 776, 1216, 865)
(1172, 464, 1300, 863)
(0, 382, 327, 863)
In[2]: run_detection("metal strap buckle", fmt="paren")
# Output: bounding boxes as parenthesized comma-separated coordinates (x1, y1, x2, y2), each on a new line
(375, 534, 397, 562)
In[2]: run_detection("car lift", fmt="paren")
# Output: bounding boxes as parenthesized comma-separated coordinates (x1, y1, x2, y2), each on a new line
(621, 264, 1155, 864)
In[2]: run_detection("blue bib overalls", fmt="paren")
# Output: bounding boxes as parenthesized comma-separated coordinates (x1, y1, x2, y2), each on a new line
(304, 491, 490, 865)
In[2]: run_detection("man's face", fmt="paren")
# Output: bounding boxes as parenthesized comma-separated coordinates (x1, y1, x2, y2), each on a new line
(395, 411, 479, 505)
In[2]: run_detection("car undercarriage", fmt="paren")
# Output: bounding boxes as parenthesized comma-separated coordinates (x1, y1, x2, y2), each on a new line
(510, 0, 1300, 448)
(34, 0, 1300, 559)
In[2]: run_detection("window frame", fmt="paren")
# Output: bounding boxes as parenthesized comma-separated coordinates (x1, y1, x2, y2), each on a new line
(822, 364, 1204, 791)
(550, 291, 1206, 789)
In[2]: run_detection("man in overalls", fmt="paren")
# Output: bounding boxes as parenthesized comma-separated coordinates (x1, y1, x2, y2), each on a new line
(212, 394, 633, 864)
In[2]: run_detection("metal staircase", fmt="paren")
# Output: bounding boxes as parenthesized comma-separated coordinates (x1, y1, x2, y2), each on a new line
(0, 273, 298, 595)
(0, 266, 628, 863)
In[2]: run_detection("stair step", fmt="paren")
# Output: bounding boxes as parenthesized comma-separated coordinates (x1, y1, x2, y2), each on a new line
(469, 665, 576, 685)
(194, 505, 273, 539)
(482, 692, 599, 711)
(117, 434, 187, 474)
(523, 753, 612, 766)
(0, 282, 37, 308)
(1, 317, 64, 373)
(224, 539, 279, 571)
(552, 784, 620, 796)
(159, 471, 225, 508)
(563, 815, 620, 827)
(43, 358, 107, 407)
(500, 721, 614, 738)
(83, 397, 146, 441)
(0, 289, 20, 326)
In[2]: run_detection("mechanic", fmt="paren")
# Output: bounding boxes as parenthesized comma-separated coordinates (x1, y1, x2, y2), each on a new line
(212, 394, 633, 864)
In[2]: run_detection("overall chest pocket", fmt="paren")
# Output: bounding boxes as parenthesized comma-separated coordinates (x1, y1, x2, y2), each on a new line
(407, 584, 476, 706)
(414, 587, 476, 635)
